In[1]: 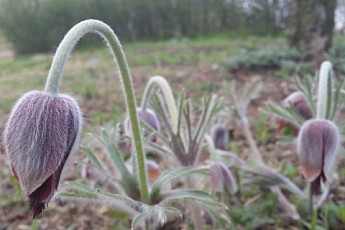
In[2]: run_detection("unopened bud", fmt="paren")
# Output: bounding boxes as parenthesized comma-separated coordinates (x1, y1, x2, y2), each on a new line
(210, 162, 237, 194)
(297, 119, 339, 194)
(4, 91, 82, 217)
(210, 124, 229, 150)
(278, 91, 313, 133)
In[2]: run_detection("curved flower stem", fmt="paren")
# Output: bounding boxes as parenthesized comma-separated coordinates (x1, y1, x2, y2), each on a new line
(316, 61, 333, 120)
(241, 117, 263, 163)
(241, 116, 301, 219)
(44, 19, 149, 203)
(140, 76, 178, 133)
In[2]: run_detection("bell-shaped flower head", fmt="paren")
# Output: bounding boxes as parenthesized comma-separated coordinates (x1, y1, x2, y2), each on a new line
(4, 91, 82, 218)
(125, 107, 160, 142)
(210, 124, 229, 150)
(297, 119, 339, 194)
(210, 162, 237, 194)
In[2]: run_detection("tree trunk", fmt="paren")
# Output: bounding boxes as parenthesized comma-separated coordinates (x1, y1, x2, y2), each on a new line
(286, 0, 336, 54)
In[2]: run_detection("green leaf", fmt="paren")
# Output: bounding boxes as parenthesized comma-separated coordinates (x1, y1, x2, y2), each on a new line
(82, 148, 107, 174)
(150, 167, 210, 200)
(99, 190, 144, 210)
(30, 220, 40, 230)
(58, 191, 97, 199)
(207, 207, 232, 228)
(164, 207, 182, 216)
(325, 70, 333, 120)
(297, 76, 316, 115)
(69, 182, 95, 193)
(310, 210, 318, 230)
(59, 182, 100, 199)
(10, 176, 25, 200)
(132, 211, 150, 228)
(161, 189, 226, 209)
(102, 129, 111, 146)
(67, 223, 76, 230)
(276, 134, 296, 144)
(262, 100, 305, 127)
(100, 130, 139, 195)
(330, 80, 345, 120)
(176, 92, 185, 135)
(106, 141, 131, 178)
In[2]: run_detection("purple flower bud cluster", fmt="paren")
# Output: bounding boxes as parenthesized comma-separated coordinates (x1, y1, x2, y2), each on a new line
(4, 91, 82, 218)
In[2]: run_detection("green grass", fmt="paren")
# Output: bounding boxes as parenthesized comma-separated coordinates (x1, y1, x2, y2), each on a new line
(0, 34, 285, 125)
(2, 33, 345, 229)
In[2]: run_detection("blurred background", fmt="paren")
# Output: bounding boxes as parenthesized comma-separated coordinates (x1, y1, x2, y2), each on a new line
(0, 0, 345, 229)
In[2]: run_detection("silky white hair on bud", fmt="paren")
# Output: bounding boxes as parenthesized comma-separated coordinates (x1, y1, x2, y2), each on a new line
(4, 90, 82, 217)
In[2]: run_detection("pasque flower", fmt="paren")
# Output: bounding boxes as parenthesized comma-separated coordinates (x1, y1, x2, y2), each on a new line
(278, 91, 313, 133)
(297, 119, 339, 194)
(4, 91, 82, 217)
(210, 162, 237, 194)
(210, 124, 229, 150)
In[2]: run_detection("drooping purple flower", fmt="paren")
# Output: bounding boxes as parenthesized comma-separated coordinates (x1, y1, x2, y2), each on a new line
(210, 124, 229, 150)
(278, 91, 313, 133)
(4, 91, 82, 218)
(210, 162, 237, 194)
(125, 107, 160, 142)
(297, 119, 339, 194)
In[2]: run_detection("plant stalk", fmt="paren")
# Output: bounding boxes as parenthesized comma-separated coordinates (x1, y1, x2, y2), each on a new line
(140, 76, 178, 133)
(241, 117, 300, 219)
(241, 117, 263, 163)
(186, 175, 204, 230)
(44, 19, 150, 203)
(308, 182, 314, 219)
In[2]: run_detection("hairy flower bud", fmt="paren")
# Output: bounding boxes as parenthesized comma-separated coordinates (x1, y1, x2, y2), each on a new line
(4, 91, 82, 218)
(297, 119, 339, 194)
(210, 124, 229, 150)
(210, 162, 237, 194)
(278, 91, 313, 133)
(125, 108, 160, 142)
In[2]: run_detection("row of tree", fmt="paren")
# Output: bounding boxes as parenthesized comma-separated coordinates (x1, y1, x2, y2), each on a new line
(0, 0, 290, 54)
(0, 0, 337, 55)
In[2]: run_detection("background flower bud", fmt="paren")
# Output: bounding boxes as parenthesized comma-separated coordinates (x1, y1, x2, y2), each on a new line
(4, 91, 82, 217)
(125, 107, 160, 142)
(282, 91, 313, 120)
(210, 124, 229, 150)
(278, 91, 313, 133)
(297, 119, 339, 194)
(210, 162, 237, 194)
